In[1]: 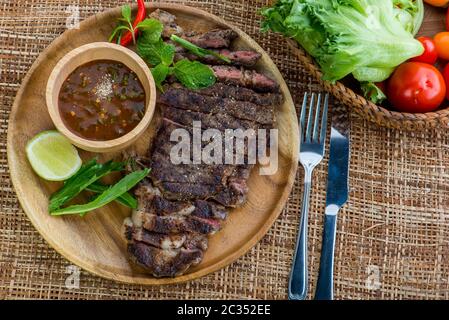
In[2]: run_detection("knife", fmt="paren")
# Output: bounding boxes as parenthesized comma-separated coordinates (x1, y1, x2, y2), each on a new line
(314, 106, 350, 300)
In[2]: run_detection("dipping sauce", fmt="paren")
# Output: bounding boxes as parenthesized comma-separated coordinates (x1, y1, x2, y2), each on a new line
(58, 60, 146, 141)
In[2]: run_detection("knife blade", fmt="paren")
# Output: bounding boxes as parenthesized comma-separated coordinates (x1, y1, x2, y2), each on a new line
(314, 106, 350, 300)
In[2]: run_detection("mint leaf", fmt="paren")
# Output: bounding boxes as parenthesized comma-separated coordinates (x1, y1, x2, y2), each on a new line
(137, 38, 175, 66)
(151, 64, 170, 92)
(173, 59, 216, 90)
(137, 19, 164, 44)
(121, 4, 132, 23)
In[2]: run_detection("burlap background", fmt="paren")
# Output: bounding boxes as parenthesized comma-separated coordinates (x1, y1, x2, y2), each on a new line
(1, 0, 449, 300)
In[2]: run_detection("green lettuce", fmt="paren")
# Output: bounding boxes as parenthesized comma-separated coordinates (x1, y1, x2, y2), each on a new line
(261, 0, 424, 102)
(393, 0, 424, 35)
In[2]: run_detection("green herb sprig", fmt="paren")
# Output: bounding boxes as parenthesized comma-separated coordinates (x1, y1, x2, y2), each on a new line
(49, 159, 124, 212)
(51, 169, 150, 216)
(170, 35, 231, 64)
(49, 158, 148, 215)
(109, 5, 163, 45)
(86, 182, 137, 209)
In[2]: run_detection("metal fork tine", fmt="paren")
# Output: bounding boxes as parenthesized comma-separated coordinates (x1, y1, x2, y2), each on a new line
(320, 94, 329, 143)
(305, 93, 315, 142)
(312, 93, 322, 142)
(299, 92, 308, 140)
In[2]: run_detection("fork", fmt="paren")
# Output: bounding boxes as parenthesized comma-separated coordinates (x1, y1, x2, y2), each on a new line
(288, 92, 329, 300)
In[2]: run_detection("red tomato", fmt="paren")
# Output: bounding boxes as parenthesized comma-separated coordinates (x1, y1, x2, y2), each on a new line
(434, 32, 449, 60)
(410, 37, 438, 64)
(387, 62, 446, 113)
(442, 63, 449, 100)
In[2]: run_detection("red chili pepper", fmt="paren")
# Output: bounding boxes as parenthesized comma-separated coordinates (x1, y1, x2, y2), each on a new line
(120, 0, 146, 47)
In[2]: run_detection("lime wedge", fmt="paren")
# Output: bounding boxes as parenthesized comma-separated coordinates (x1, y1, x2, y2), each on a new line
(26, 130, 82, 181)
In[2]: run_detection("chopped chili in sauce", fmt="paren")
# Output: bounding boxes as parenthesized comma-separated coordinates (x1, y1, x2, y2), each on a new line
(59, 60, 146, 141)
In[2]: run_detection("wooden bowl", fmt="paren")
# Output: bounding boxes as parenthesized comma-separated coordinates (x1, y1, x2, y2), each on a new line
(46, 42, 157, 153)
(287, 4, 449, 130)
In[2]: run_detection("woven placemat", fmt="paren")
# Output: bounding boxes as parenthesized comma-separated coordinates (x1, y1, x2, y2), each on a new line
(1, 0, 449, 300)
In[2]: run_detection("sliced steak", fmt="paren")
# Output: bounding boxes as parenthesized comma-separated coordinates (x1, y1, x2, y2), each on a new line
(193, 200, 228, 220)
(184, 29, 238, 48)
(128, 241, 203, 277)
(194, 83, 283, 107)
(149, 9, 184, 38)
(155, 181, 223, 202)
(151, 152, 230, 185)
(183, 232, 208, 251)
(212, 165, 251, 207)
(124, 219, 187, 249)
(136, 210, 221, 234)
(212, 65, 279, 93)
(138, 190, 196, 216)
(145, 119, 255, 205)
(125, 17, 281, 277)
(124, 218, 209, 251)
(162, 105, 257, 131)
(175, 49, 261, 67)
(158, 86, 275, 125)
(150, 194, 194, 216)
(134, 183, 228, 220)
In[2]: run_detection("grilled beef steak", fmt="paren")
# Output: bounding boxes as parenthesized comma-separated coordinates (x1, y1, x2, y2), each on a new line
(158, 86, 275, 125)
(212, 65, 280, 92)
(128, 241, 204, 277)
(195, 83, 283, 106)
(183, 29, 238, 48)
(124, 219, 188, 250)
(124, 11, 281, 277)
(150, 9, 184, 38)
(175, 49, 262, 67)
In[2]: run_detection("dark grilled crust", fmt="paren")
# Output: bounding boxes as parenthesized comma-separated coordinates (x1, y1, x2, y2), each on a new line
(155, 181, 223, 202)
(134, 187, 196, 216)
(193, 200, 228, 220)
(175, 49, 262, 67)
(150, 151, 232, 186)
(194, 83, 283, 107)
(158, 86, 275, 125)
(149, 9, 184, 38)
(134, 184, 228, 220)
(183, 233, 208, 251)
(146, 119, 253, 206)
(141, 211, 221, 235)
(184, 29, 238, 48)
(150, 195, 194, 216)
(128, 241, 203, 278)
(212, 65, 280, 93)
(211, 165, 251, 207)
(163, 105, 257, 131)
(124, 224, 187, 249)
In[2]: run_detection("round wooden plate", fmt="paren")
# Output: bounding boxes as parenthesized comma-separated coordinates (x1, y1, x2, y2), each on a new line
(7, 3, 299, 285)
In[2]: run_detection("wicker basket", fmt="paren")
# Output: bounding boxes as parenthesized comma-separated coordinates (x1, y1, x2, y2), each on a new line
(287, 39, 449, 131)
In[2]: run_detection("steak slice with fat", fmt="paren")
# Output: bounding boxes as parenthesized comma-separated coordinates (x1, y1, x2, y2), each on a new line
(128, 241, 203, 277)
(212, 65, 280, 93)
